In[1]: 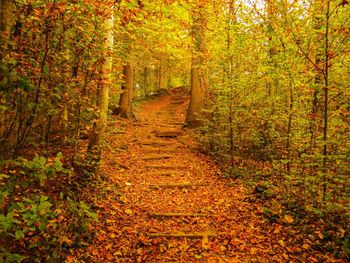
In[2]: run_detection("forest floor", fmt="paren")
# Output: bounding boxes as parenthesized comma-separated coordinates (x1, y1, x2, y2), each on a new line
(68, 88, 339, 262)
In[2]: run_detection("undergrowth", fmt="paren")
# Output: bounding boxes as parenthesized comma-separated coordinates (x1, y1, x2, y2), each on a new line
(0, 153, 99, 262)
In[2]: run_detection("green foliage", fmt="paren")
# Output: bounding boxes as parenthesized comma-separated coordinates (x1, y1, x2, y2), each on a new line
(0, 153, 97, 261)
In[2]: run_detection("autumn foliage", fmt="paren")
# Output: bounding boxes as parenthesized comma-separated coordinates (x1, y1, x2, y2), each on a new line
(0, 0, 349, 262)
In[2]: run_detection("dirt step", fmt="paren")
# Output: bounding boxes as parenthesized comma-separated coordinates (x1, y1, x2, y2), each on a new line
(155, 130, 183, 138)
(147, 232, 217, 238)
(150, 183, 207, 189)
(146, 165, 187, 170)
(149, 213, 207, 218)
(142, 155, 172, 161)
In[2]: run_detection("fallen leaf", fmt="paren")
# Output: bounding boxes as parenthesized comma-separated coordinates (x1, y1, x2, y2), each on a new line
(309, 256, 319, 262)
(302, 243, 310, 250)
(202, 235, 209, 249)
(274, 224, 281, 233)
(279, 240, 286, 247)
(284, 214, 294, 224)
(125, 209, 133, 215)
(106, 252, 113, 260)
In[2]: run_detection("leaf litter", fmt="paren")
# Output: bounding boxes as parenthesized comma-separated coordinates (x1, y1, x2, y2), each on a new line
(67, 89, 342, 262)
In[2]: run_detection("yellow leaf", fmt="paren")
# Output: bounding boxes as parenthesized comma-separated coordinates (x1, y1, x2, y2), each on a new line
(279, 240, 286, 247)
(61, 236, 73, 246)
(284, 214, 294, 224)
(302, 243, 310, 250)
(202, 235, 209, 249)
(125, 209, 133, 215)
(54, 209, 63, 215)
(114, 251, 122, 256)
(316, 231, 324, 239)
(250, 247, 258, 254)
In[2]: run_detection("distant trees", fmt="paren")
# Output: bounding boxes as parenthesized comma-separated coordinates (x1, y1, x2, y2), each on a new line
(203, 0, 349, 217)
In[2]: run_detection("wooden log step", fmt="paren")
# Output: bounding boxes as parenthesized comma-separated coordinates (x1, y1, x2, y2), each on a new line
(141, 146, 182, 153)
(149, 213, 207, 218)
(141, 149, 174, 154)
(141, 141, 170, 146)
(157, 126, 183, 130)
(163, 121, 184, 126)
(170, 101, 184, 105)
(146, 165, 187, 170)
(149, 172, 181, 177)
(147, 232, 217, 238)
(171, 95, 187, 99)
(142, 155, 172, 161)
(170, 98, 185, 102)
(150, 183, 207, 189)
(155, 130, 183, 138)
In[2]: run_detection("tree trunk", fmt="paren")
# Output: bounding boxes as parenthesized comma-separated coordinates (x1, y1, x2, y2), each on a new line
(143, 66, 149, 96)
(0, 0, 13, 139)
(186, 3, 209, 127)
(87, 3, 114, 166)
(117, 62, 134, 118)
(322, 0, 330, 202)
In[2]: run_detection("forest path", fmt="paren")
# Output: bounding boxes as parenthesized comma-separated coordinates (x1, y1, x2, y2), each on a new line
(70, 88, 299, 262)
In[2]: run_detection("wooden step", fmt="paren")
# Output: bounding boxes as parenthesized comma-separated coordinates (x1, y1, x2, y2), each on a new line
(149, 172, 183, 177)
(141, 141, 170, 147)
(170, 98, 185, 103)
(170, 101, 184, 105)
(149, 213, 207, 218)
(150, 183, 207, 189)
(142, 155, 171, 161)
(155, 130, 183, 138)
(147, 232, 217, 238)
(141, 149, 176, 154)
(163, 121, 184, 126)
(146, 165, 187, 170)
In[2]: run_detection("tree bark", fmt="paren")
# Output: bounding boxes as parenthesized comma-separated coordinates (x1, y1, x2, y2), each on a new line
(0, 0, 13, 139)
(117, 62, 134, 118)
(143, 66, 149, 96)
(186, 3, 209, 127)
(87, 3, 114, 165)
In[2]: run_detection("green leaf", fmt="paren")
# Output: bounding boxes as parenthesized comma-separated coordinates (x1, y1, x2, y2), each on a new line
(0, 174, 10, 180)
(15, 230, 25, 240)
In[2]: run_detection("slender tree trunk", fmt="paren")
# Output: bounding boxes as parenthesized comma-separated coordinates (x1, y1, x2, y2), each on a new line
(0, 0, 13, 139)
(226, 0, 236, 167)
(117, 62, 134, 118)
(309, 12, 323, 152)
(322, 0, 330, 202)
(157, 59, 165, 90)
(286, 79, 294, 173)
(87, 3, 114, 167)
(186, 3, 209, 127)
(143, 66, 148, 96)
